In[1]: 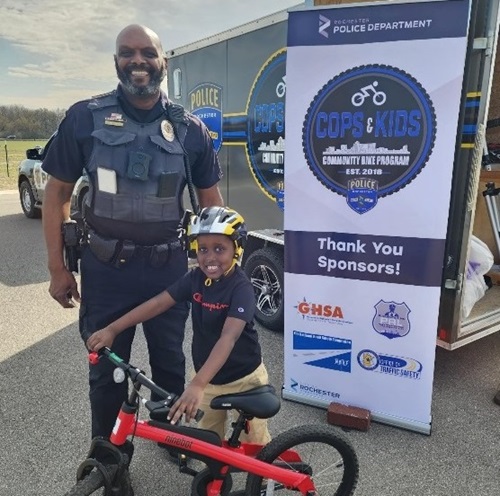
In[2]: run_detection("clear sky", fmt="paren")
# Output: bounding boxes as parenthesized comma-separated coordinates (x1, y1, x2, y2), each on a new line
(0, 0, 300, 110)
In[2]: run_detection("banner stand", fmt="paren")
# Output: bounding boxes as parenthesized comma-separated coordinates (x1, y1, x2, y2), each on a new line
(283, 390, 432, 435)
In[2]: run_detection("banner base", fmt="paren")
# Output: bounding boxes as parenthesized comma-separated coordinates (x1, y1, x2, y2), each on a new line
(282, 389, 432, 435)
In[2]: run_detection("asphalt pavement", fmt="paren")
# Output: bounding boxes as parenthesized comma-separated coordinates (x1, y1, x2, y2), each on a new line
(1, 190, 499, 495)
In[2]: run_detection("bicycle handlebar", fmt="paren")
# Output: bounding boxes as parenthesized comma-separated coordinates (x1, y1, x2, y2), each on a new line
(88, 347, 203, 422)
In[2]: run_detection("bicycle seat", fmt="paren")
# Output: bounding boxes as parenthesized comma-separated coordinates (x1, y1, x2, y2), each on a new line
(210, 384, 281, 419)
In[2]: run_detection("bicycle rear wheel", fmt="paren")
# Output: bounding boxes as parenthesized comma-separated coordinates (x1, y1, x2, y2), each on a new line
(63, 465, 133, 496)
(244, 424, 358, 496)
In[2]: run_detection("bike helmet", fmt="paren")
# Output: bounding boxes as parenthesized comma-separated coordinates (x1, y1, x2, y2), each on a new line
(188, 206, 247, 261)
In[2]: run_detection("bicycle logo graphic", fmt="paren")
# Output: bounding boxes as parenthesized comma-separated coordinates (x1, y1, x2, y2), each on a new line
(351, 81, 386, 106)
(276, 76, 286, 98)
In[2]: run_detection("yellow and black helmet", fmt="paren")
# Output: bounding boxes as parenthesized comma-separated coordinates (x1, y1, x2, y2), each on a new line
(188, 206, 247, 260)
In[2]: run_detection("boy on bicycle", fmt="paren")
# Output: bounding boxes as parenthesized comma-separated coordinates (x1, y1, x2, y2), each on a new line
(87, 206, 271, 444)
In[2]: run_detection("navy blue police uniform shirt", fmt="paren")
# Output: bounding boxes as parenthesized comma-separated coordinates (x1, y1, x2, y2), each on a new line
(167, 265, 263, 385)
(42, 86, 222, 241)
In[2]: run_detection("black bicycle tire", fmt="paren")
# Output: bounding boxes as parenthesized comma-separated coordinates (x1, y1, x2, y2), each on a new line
(63, 465, 133, 496)
(244, 424, 359, 496)
(63, 469, 107, 496)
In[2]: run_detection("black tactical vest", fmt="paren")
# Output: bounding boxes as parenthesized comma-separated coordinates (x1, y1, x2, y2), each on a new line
(85, 92, 188, 243)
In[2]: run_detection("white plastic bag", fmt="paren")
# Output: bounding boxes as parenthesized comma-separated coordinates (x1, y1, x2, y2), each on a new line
(462, 235, 494, 319)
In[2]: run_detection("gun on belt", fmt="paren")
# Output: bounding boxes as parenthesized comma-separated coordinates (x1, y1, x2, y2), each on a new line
(62, 220, 83, 273)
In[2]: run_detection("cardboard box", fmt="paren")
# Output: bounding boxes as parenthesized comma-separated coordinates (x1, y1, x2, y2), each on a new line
(487, 268, 500, 285)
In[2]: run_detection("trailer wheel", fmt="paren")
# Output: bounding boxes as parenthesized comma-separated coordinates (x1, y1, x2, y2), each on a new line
(244, 248, 284, 332)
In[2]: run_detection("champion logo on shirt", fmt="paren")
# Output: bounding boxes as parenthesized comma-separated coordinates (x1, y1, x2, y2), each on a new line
(193, 293, 229, 312)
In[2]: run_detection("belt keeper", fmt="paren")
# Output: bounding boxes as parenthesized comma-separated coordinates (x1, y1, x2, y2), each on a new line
(150, 243, 169, 268)
(115, 240, 135, 266)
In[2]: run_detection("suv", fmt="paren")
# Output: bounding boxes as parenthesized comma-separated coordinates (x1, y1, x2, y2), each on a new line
(18, 135, 89, 219)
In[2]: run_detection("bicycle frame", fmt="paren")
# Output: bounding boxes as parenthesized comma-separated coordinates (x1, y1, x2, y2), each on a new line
(93, 348, 318, 496)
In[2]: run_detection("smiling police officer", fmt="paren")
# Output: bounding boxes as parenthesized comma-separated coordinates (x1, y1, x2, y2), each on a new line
(42, 24, 223, 455)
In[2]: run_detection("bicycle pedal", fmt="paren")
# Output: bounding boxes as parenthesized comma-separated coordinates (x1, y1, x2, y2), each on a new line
(178, 456, 197, 477)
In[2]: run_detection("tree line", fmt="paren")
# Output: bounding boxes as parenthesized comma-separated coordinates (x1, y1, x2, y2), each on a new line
(0, 105, 66, 139)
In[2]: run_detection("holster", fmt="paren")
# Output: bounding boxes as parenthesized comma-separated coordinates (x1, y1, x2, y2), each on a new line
(62, 220, 83, 273)
(87, 230, 119, 264)
(113, 240, 135, 268)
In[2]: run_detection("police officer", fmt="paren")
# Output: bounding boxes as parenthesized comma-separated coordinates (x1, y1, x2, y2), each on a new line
(42, 24, 223, 447)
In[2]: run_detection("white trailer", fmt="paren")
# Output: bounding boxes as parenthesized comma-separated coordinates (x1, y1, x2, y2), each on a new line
(167, 0, 500, 349)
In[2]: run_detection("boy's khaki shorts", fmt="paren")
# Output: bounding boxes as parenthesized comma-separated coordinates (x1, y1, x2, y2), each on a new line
(197, 362, 272, 445)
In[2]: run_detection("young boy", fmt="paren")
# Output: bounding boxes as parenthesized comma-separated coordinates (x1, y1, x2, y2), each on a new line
(86, 206, 271, 444)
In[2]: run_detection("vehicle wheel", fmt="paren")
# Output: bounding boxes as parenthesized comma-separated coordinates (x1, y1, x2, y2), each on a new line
(243, 248, 284, 332)
(19, 180, 41, 219)
(245, 424, 359, 496)
(191, 468, 232, 496)
(64, 465, 133, 496)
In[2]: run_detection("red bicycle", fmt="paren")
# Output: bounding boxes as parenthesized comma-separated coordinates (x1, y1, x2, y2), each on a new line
(63, 347, 359, 495)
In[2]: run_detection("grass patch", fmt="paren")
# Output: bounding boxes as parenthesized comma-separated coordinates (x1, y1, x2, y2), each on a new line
(0, 139, 47, 191)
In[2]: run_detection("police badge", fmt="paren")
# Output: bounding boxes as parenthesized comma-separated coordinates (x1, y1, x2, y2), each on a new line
(161, 120, 175, 142)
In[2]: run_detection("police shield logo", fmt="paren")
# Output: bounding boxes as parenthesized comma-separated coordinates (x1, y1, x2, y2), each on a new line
(188, 83, 223, 152)
(372, 300, 411, 339)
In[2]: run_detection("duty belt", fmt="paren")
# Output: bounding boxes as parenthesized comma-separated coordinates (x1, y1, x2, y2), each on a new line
(86, 228, 182, 268)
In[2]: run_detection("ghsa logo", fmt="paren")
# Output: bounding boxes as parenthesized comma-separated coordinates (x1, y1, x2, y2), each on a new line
(295, 297, 349, 324)
(302, 64, 436, 214)
(372, 300, 411, 339)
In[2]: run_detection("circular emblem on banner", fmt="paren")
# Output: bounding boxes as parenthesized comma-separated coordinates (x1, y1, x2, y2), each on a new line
(246, 49, 287, 210)
(357, 350, 379, 371)
(302, 64, 436, 214)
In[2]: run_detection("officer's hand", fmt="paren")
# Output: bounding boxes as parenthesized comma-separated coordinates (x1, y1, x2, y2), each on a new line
(87, 329, 114, 351)
(48, 267, 81, 308)
(168, 383, 204, 424)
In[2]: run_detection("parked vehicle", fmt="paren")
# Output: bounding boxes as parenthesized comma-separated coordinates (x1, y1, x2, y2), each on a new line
(17, 135, 89, 219)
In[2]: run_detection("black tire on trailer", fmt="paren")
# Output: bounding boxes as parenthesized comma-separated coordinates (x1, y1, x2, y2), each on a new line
(243, 248, 284, 332)
(63, 465, 133, 496)
(245, 424, 359, 496)
(19, 180, 41, 219)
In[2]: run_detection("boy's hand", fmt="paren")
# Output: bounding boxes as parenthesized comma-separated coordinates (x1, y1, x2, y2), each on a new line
(86, 328, 115, 351)
(168, 383, 204, 424)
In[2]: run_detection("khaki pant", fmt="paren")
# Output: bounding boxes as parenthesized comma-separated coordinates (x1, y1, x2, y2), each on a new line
(197, 362, 272, 445)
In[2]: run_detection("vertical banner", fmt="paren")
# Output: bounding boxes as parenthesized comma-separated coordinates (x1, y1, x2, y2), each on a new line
(283, 0, 470, 434)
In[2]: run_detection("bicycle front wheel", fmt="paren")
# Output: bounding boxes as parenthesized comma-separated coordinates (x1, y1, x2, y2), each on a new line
(245, 424, 359, 496)
(63, 465, 133, 496)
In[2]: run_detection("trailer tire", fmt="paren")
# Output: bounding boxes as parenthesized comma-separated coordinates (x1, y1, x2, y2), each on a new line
(244, 248, 284, 332)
